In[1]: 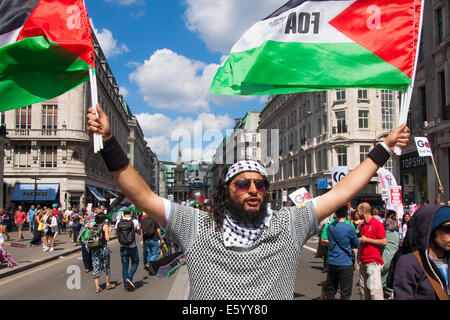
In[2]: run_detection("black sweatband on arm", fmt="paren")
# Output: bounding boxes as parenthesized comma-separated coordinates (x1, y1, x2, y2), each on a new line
(100, 136, 130, 172)
(367, 143, 391, 167)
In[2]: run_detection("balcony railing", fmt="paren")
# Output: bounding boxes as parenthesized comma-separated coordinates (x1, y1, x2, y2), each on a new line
(332, 125, 348, 134)
(7, 128, 90, 141)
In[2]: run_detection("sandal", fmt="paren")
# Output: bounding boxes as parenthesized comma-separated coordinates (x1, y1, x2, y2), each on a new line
(106, 283, 115, 290)
(96, 287, 102, 293)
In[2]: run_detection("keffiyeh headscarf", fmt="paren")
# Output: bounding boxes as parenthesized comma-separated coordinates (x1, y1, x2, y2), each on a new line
(223, 209, 272, 248)
(225, 160, 268, 183)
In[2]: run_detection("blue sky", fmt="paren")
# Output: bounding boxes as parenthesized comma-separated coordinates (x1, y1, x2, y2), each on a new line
(85, 0, 287, 161)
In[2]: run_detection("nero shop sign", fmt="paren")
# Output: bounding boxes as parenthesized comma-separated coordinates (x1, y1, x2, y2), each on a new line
(400, 152, 426, 171)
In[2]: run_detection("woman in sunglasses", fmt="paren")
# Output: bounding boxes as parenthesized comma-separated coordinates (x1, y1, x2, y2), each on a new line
(87, 104, 410, 300)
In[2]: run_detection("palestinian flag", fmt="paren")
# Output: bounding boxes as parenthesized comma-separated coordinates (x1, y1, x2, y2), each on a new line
(210, 0, 423, 95)
(0, 0, 95, 111)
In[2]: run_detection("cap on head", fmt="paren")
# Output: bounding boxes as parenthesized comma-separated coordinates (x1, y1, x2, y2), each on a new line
(225, 160, 268, 184)
(431, 206, 450, 232)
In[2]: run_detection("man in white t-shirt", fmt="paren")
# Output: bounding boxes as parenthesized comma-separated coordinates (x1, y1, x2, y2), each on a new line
(115, 210, 141, 291)
(87, 104, 411, 299)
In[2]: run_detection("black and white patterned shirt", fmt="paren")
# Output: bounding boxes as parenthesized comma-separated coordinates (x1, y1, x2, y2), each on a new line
(165, 201, 318, 300)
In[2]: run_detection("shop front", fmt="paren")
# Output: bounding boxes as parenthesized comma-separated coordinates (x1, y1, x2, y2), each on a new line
(11, 183, 59, 207)
(400, 151, 428, 205)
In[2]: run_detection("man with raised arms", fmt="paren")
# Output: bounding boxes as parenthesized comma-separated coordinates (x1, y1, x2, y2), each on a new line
(87, 105, 410, 300)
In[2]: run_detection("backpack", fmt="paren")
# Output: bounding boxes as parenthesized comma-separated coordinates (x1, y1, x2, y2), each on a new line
(141, 217, 158, 241)
(117, 219, 135, 247)
(87, 223, 106, 249)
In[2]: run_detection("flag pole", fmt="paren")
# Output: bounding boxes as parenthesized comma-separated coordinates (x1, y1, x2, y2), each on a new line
(89, 68, 103, 153)
(84, 0, 103, 153)
(430, 154, 443, 192)
(395, 0, 425, 156)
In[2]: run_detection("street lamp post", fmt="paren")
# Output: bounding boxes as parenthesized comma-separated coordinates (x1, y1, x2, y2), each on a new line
(33, 177, 41, 205)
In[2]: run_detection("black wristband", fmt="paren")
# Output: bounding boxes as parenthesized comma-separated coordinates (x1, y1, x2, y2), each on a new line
(100, 136, 129, 172)
(367, 143, 391, 167)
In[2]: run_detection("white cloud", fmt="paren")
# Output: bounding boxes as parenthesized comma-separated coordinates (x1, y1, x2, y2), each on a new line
(136, 112, 234, 161)
(90, 20, 129, 58)
(129, 49, 251, 113)
(145, 136, 171, 157)
(119, 86, 129, 97)
(184, 0, 286, 53)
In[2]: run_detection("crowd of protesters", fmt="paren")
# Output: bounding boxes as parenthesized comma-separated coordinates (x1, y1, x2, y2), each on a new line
(0, 202, 186, 293)
(316, 194, 450, 300)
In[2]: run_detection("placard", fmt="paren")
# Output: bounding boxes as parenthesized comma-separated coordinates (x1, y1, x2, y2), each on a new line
(289, 188, 312, 208)
(414, 137, 432, 157)
(332, 166, 349, 187)
(390, 186, 402, 206)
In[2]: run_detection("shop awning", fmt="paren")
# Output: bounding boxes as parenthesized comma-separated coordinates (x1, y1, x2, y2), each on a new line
(11, 184, 59, 202)
(105, 189, 119, 197)
(86, 185, 107, 202)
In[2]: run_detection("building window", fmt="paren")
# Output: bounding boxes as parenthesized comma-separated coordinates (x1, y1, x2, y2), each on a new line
(317, 118, 322, 135)
(381, 90, 395, 130)
(14, 146, 31, 168)
(306, 154, 312, 174)
(40, 146, 57, 168)
(42, 105, 58, 132)
(336, 147, 347, 166)
(15, 106, 32, 131)
(418, 27, 424, 63)
(440, 71, 449, 120)
(317, 150, 322, 172)
(322, 149, 328, 170)
(436, 8, 443, 44)
(336, 111, 347, 133)
(252, 148, 257, 159)
(336, 89, 346, 100)
(384, 159, 393, 173)
(358, 89, 368, 100)
(420, 86, 427, 122)
(358, 110, 369, 129)
(360, 145, 370, 163)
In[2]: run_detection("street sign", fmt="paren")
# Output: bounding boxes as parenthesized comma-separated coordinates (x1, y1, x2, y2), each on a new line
(317, 178, 328, 189)
(332, 166, 349, 187)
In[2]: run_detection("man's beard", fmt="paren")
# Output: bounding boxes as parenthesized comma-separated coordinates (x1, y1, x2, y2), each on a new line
(226, 196, 268, 226)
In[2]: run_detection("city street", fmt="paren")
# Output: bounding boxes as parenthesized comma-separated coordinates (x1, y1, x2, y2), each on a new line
(0, 234, 359, 300)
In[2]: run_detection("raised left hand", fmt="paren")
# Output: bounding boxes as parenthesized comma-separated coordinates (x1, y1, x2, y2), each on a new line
(383, 123, 411, 153)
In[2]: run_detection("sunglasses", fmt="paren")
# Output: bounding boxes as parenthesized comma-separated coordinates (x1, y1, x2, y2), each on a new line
(232, 179, 268, 195)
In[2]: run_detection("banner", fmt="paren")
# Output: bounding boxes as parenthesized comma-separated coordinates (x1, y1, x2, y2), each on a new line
(377, 168, 404, 220)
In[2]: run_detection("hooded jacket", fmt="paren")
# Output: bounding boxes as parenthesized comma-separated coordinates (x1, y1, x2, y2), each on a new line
(393, 205, 449, 300)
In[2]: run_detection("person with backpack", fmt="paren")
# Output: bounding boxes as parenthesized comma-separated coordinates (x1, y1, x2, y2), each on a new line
(79, 210, 94, 273)
(115, 210, 141, 291)
(88, 213, 115, 293)
(140, 213, 164, 274)
(393, 205, 450, 300)
(321, 206, 359, 300)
